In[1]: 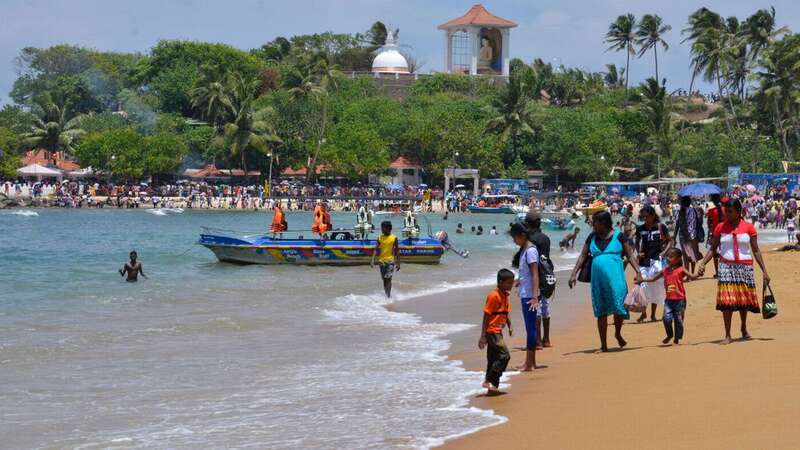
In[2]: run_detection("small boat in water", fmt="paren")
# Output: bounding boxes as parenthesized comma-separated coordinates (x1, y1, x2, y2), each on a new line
(199, 231, 444, 265)
(467, 194, 521, 214)
(199, 209, 459, 265)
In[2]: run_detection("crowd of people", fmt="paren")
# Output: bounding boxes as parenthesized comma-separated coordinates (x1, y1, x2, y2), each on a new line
(477, 187, 792, 395)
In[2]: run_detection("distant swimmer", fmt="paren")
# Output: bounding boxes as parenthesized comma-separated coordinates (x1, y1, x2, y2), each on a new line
(119, 251, 147, 282)
(456, 223, 465, 234)
(559, 227, 580, 251)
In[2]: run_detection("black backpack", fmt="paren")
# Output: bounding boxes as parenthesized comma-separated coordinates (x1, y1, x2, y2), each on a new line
(522, 241, 557, 299)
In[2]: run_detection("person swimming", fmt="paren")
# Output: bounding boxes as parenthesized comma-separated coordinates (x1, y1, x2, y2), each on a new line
(119, 251, 147, 282)
(456, 223, 465, 234)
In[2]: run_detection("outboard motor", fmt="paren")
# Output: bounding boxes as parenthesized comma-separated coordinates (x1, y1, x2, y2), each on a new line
(354, 205, 374, 239)
(435, 230, 470, 258)
(402, 210, 420, 239)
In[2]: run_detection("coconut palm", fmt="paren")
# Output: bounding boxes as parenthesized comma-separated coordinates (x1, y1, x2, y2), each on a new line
(22, 95, 86, 156)
(218, 74, 282, 174)
(190, 65, 233, 130)
(640, 78, 676, 160)
(742, 7, 789, 65)
(755, 34, 800, 160)
(286, 53, 341, 181)
(682, 8, 724, 95)
(636, 14, 671, 81)
(605, 14, 637, 97)
(603, 64, 626, 88)
(485, 74, 535, 165)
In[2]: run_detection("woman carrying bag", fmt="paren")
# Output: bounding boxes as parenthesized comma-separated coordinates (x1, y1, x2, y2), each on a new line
(569, 211, 643, 352)
(697, 199, 771, 344)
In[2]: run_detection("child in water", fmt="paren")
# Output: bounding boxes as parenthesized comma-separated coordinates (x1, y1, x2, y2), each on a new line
(479, 269, 515, 394)
(559, 227, 580, 251)
(637, 248, 698, 345)
(119, 251, 147, 282)
(371, 221, 399, 298)
(456, 223, 464, 234)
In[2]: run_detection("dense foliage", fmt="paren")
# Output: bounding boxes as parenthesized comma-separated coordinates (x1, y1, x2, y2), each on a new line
(2, 10, 798, 184)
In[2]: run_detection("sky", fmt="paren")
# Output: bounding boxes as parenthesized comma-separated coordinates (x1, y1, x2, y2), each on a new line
(2, 0, 800, 105)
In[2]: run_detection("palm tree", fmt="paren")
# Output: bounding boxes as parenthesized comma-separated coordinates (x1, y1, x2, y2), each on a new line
(485, 73, 535, 165)
(682, 8, 724, 95)
(636, 14, 671, 81)
(22, 95, 86, 156)
(756, 34, 800, 160)
(605, 14, 637, 98)
(219, 74, 282, 175)
(640, 77, 675, 162)
(742, 7, 789, 65)
(286, 53, 341, 181)
(190, 65, 233, 130)
(603, 64, 626, 88)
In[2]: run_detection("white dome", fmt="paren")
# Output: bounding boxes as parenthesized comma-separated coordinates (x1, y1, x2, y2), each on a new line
(372, 33, 409, 74)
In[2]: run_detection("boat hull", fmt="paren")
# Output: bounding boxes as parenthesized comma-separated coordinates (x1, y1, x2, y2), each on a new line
(199, 234, 444, 265)
(467, 206, 515, 214)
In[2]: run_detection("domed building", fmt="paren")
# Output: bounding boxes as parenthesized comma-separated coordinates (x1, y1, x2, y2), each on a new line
(371, 32, 409, 74)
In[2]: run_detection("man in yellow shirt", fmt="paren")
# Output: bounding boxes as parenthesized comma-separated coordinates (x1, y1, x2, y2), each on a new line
(371, 220, 400, 297)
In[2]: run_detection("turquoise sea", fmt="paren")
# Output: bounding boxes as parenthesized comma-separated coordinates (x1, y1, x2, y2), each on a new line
(0, 208, 576, 449)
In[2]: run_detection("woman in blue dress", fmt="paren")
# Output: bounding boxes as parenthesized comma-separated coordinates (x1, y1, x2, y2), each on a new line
(569, 211, 643, 352)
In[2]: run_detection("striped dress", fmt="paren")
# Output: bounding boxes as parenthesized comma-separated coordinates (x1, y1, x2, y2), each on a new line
(713, 220, 760, 313)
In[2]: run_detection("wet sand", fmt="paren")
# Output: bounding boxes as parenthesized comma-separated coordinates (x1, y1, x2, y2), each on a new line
(398, 246, 800, 450)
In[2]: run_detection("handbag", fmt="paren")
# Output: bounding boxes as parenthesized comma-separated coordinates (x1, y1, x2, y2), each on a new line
(577, 253, 592, 283)
(762, 285, 778, 319)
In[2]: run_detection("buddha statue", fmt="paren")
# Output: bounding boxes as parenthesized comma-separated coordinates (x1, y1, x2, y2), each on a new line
(478, 37, 493, 72)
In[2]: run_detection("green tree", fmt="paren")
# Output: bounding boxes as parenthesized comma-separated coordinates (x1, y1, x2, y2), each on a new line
(218, 74, 281, 174)
(323, 120, 388, 178)
(605, 14, 638, 97)
(190, 65, 233, 129)
(144, 132, 189, 177)
(22, 95, 86, 155)
(75, 128, 144, 181)
(636, 14, 671, 81)
(285, 53, 341, 180)
(485, 71, 535, 165)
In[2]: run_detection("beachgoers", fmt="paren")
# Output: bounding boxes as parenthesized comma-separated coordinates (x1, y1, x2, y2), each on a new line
(568, 211, 643, 352)
(479, 269, 515, 394)
(697, 199, 770, 344)
(706, 194, 725, 277)
(524, 211, 554, 348)
(510, 223, 539, 371)
(637, 248, 698, 344)
(490, 226, 497, 235)
(119, 251, 146, 282)
(675, 196, 703, 272)
(456, 223, 464, 234)
(371, 221, 399, 298)
(559, 227, 580, 251)
(635, 205, 673, 322)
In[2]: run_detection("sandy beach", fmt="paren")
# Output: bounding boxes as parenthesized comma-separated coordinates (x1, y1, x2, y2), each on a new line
(399, 246, 800, 450)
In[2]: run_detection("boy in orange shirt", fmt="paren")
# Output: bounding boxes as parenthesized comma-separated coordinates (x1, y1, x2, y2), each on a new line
(479, 269, 515, 394)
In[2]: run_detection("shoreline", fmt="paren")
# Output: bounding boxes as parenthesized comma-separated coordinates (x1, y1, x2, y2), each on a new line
(391, 270, 590, 448)
(421, 245, 800, 449)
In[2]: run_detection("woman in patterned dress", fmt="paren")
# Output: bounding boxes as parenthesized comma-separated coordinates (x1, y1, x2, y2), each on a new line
(697, 199, 770, 344)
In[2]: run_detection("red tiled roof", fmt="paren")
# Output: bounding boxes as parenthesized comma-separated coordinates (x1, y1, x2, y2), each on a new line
(281, 165, 327, 176)
(184, 164, 224, 178)
(438, 4, 517, 29)
(389, 156, 422, 169)
(23, 149, 81, 171)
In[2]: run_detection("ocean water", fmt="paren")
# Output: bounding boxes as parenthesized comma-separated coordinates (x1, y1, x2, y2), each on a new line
(0, 208, 577, 449)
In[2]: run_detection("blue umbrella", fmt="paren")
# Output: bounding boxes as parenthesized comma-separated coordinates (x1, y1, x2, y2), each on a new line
(677, 182, 722, 197)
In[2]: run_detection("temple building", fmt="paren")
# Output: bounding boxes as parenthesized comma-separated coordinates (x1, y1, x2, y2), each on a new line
(371, 31, 410, 74)
(438, 4, 516, 76)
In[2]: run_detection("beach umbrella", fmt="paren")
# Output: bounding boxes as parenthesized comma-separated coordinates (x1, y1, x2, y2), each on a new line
(454, 184, 466, 189)
(677, 182, 722, 197)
